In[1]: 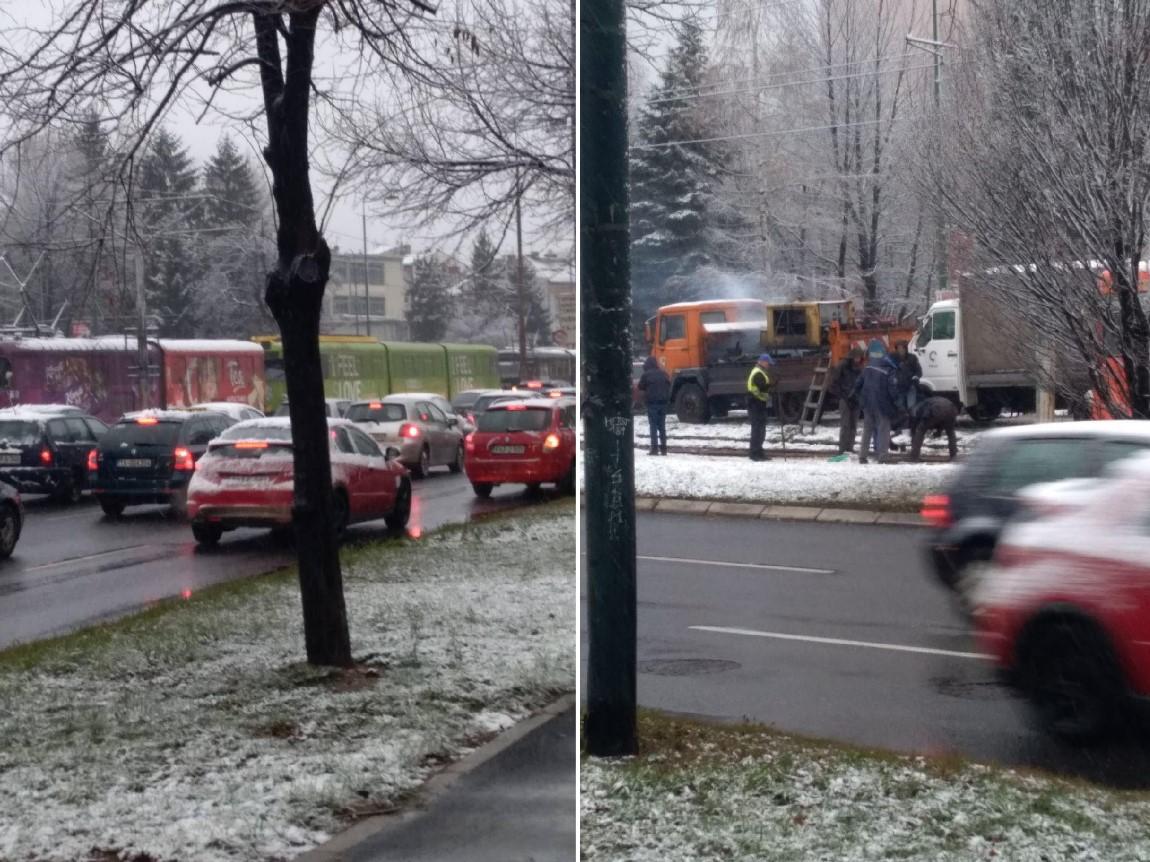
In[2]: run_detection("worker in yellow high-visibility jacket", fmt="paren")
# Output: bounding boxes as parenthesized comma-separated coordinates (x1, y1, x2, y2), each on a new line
(746, 353, 775, 461)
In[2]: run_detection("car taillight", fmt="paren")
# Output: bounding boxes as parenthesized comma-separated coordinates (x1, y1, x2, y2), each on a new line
(87, 449, 98, 471)
(467, 413, 476, 426)
(173, 447, 195, 471)
(400, 423, 421, 439)
(39, 447, 52, 466)
(465, 433, 475, 452)
(543, 433, 561, 451)
(921, 494, 952, 528)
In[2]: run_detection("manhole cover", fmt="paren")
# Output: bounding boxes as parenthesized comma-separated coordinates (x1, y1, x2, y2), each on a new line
(638, 658, 740, 676)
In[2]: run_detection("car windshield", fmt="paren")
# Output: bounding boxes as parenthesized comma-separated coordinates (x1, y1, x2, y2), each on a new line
(0, 420, 40, 447)
(219, 424, 294, 442)
(104, 422, 181, 447)
(478, 407, 551, 432)
(474, 394, 517, 413)
(347, 403, 407, 422)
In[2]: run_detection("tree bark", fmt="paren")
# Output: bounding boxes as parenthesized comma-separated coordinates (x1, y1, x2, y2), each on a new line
(253, 8, 352, 668)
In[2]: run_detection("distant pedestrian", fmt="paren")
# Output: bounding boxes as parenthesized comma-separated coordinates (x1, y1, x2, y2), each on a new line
(637, 355, 671, 456)
(851, 340, 901, 464)
(894, 340, 923, 413)
(908, 395, 960, 461)
(746, 353, 775, 461)
(829, 347, 865, 454)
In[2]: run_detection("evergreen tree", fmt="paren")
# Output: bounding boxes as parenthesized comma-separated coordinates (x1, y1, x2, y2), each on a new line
(467, 227, 504, 307)
(137, 128, 202, 337)
(406, 255, 452, 341)
(521, 260, 552, 345)
(629, 19, 719, 322)
(203, 136, 260, 229)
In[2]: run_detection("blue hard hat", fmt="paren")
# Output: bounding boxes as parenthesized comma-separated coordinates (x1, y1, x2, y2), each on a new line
(758, 353, 775, 365)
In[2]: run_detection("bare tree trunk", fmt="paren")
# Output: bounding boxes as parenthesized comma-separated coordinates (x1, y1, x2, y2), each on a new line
(253, 8, 352, 668)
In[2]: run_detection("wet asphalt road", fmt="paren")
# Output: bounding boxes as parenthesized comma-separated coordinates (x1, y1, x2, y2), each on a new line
(581, 511, 1150, 788)
(0, 471, 553, 650)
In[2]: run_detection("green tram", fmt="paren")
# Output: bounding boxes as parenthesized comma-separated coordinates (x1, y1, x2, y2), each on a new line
(254, 335, 500, 412)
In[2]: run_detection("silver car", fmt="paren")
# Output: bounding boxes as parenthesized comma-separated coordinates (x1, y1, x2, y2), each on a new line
(346, 395, 465, 478)
(403, 391, 475, 435)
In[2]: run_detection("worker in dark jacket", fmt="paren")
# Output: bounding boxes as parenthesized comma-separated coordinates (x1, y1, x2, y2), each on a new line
(894, 340, 923, 413)
(908, 394, 959, 461)
(851, 340, 901, 464)
(829, 347, 865, 453)
(638, 355, 672, 455)
(746, 353, 774, 461)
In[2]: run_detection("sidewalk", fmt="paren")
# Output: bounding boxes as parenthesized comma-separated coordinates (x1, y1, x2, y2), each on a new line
(300, 699, 577, 862)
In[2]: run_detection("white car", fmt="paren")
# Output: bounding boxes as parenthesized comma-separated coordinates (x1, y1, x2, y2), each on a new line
(189, 402, 265, 422)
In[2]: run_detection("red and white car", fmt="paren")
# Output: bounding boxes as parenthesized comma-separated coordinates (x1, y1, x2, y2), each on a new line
(186, 417, 411, 546)
(464, 397, 576, 498)
(973, 450, 1150, 742)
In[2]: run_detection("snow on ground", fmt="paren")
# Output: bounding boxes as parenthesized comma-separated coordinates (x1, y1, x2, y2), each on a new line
(634, 450, 954, 511)
(582, 715, 1150, 862)
(0, 505, 574, 862)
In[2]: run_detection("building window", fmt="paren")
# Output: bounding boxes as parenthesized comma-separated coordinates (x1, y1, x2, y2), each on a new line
(333, 295, 387, 317)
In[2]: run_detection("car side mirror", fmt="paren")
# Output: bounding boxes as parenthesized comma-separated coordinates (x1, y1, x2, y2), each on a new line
(447, 416, 459, 427)
(385, 446, 401, 461)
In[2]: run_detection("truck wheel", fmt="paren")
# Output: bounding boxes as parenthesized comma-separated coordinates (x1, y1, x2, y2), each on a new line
(967, 403, 1002, 424)
(777, 392, 804, 424)
(675, 383, 711, 424)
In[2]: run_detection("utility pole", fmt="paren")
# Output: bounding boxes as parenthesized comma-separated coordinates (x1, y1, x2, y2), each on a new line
(362, 202, 372, 338)
(582, 0, 637, 756)
(515, 177, 529, 381)
(134, 245, 150, 409)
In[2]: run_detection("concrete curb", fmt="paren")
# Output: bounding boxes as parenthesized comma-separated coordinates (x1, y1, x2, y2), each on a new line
(295, 693, 576, 861)
(631, 496, 927, 527)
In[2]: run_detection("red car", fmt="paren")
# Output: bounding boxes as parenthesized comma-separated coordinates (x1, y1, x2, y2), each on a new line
(464, 397, 576, 497)
(186, 417, 411, 546)
(973, 451, 1150, 742)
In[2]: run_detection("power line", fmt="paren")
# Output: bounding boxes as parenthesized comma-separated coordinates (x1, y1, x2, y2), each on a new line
(631, 116, 926, 150)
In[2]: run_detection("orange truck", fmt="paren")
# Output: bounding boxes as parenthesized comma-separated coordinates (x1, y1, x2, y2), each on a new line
(644, 298, 914, 423)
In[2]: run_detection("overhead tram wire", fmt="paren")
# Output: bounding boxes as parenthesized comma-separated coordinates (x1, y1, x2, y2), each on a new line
(630, 116, 930, 151)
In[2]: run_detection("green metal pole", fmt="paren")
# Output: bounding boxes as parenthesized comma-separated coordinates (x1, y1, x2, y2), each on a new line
(582, 0, 637, 756)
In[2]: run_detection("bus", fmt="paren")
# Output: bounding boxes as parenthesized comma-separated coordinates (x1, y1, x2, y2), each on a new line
(253, 336, 500, 412)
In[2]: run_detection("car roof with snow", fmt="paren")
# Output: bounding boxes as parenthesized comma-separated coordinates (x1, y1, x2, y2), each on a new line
(981, 420, 1150, 442)
(0, 404, 85, 415)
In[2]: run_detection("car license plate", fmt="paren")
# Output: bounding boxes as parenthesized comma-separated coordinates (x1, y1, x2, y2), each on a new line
(490, 445, 525, 455)
(0, 454, 20, 465)
(118, 458, 152, 469)
(225, 475, 268, 486)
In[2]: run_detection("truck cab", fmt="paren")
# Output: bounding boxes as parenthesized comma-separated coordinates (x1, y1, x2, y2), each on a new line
(645, 299, 766, 379)
(910, 298, 963, 404)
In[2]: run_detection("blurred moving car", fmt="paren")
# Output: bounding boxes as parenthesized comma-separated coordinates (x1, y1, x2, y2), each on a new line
(464, 397, 576, 497)
(273, 398, 352, 418)
(186, 417, 411, 546)
(0, 409, 108, 502)
(973, 452, 1150, 742)
(189, 402, 264, 422)
(0, 479, 24, 558)
(90, 410, 236, 517)
(346, 395, 465, 478)
(922, 421, 1150, 602)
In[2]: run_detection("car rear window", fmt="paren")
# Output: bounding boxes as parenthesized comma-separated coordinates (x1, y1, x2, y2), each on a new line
(0, 420, 41, 447)
(104, 421, 182, 447)
(347, 403, 407, 422)
(478, 407, 551, 432)
(474, 394, 517, 413)
(218, 424, 294, 442)
(452, 392, 483, 411)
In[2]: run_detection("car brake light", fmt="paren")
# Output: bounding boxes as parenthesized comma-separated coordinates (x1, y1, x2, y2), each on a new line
(234, 440, 269, 449)
(921, 494, 952, 528)
(87, 448, 98, 471)
(526, 380, 543, 389)
(506, 404, 526, 411)
(369, 401, 383, 409)
(173, 447, 195, 471)
(400, 423, 421, 439)
(136, 416, 159, 425)
(548, 390, 562, 398)
(465, 434, 475, 452)
(543, 433, 561, 450)
(39, 447, 52, 466)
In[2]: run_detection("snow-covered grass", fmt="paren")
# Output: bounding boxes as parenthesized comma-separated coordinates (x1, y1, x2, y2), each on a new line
(634, 450, 955, 512)
(0, 502, 575, 862)
(582, 712, 1150, 862)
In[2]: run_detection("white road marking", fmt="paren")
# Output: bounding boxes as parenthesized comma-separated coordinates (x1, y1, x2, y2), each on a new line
(690, 625, 992, 660)
(640, 554, 835, 575)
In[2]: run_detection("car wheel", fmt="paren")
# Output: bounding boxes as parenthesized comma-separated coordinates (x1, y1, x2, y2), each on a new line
(526, 482, 542, 495)
(412, 446, 431, 479)
(0, 503, 20, 559)
(472, 482, 493, 499)
(558, 460, 576, 495)
(192, 523, 223, 547)
(1022, 620, 1123, 744)
(385, 480, 412, 532)
(99, 499, 125, 518)
(51, 474, 82, 505)
(270, 526, 295, 546)
(332, 490, 350, 539)
(449, 444, 464, 474)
